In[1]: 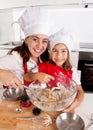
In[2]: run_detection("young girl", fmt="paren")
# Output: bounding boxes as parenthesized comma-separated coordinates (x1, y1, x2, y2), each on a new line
(31, 29, 84, 112)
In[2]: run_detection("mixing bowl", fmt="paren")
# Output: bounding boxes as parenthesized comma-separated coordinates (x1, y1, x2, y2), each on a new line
(26, 80, 77, 111)
(3, 87, 24, 100)
(56, 112, 85, 130)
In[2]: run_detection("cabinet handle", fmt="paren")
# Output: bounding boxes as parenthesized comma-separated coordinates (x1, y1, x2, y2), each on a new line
(84, 63, 93, 67)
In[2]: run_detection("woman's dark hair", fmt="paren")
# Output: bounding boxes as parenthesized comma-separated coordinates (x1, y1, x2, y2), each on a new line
(8, 41, 49, 64)
(40, 48, 49, 62)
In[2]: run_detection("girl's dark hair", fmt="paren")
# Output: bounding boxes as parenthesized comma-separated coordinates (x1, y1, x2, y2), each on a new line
(8, 41, 49, 64)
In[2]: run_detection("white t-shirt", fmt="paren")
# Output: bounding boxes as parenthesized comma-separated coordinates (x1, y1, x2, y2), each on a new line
(0, 51, 38, 82)
(72, 67, 81, 85)
(0, 51, 81, 85)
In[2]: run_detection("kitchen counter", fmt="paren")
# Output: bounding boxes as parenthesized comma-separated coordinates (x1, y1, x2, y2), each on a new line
(75, 92, 93, 130)
(0, 91, 93, 130)
(0, 87, 61, 130)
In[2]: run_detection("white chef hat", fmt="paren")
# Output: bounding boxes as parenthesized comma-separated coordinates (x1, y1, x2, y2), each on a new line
(18, 6, 50, 38)
(49, 28, 73, 53)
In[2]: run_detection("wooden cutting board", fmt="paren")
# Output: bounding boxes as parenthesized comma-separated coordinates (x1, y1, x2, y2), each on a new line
(0, 99, 61, 130)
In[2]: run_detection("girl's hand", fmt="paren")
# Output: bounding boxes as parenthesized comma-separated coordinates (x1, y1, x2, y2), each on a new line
(0, 69, 23, 89)
(62, 85, 84, 113)
(36, 72, 54, 83)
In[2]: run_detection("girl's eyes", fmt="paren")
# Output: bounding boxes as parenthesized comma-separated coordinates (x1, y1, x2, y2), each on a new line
(52, 49, 68, 53)
(62, 50, 68, 53)
(52, 50, 58, 52)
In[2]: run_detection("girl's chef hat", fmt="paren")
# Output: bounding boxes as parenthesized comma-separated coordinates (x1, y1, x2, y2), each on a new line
(18, 6, 50, 38)
(49, 28, 73, 52)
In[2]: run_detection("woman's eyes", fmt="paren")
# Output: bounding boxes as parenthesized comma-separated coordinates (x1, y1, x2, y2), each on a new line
(33, 38, 37, 41)
(42, 40, 49, 44)
(32, 38, 48, 44)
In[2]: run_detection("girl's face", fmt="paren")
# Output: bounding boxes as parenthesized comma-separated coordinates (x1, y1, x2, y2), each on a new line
(25, 34, 49, 61)
(51, 43, 68, 67)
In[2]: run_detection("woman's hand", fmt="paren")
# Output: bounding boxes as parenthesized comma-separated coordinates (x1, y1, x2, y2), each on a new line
(0, 69, 23, 89)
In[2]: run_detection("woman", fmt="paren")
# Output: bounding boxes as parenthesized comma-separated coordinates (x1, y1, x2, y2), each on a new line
(0, 6, 54, 89)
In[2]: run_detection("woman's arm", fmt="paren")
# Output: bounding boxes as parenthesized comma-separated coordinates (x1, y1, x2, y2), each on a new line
(0, 69, 23, 89)
(0, 52, 24, 89)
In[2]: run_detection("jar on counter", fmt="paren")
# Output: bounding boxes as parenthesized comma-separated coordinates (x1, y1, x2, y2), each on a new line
(20, 94, 31, 107)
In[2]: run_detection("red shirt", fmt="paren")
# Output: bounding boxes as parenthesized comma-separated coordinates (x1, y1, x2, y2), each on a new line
(39, 62, 72, 88)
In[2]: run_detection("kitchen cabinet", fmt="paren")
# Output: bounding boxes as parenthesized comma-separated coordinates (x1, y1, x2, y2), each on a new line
(0, 0, 83, 9)
(0, 0, 27, 9)
(0, 0, 93, 10)
(0, 1, 93, 49)
(0, 12, 13, 43)
(0, 49, 10, 57)
(83, 0, 93, 7)
(84, 0, 93, 3)
(28, 0, 82, 6)
(63, 0, 93, 5)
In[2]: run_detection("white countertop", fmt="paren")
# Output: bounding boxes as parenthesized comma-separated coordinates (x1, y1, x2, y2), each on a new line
(75, 92, 93, 130)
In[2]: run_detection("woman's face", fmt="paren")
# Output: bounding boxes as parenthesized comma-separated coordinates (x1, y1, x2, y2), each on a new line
(25, 34, 49, 60)
(51, 43, 68, 67)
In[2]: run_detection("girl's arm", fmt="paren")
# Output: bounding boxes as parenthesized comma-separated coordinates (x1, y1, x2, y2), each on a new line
(24, 71, 54, 83)
(63, 84, 84, 112)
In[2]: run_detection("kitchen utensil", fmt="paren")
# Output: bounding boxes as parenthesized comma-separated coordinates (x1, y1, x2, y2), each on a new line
(20, 94, 31, 107)
(3, 87, 24, 100)
(26, 80, 77, 111)
(16, 114, 52, 126)
(15, 108, 23, 113)
(32, 107, 41, 115)
(0, 87, 5, 103)
(85, 113, 93, 130)
(56, 112, 85, 130)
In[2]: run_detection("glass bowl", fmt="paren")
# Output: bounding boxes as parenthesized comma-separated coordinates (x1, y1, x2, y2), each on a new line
(26, 80, 77, 111)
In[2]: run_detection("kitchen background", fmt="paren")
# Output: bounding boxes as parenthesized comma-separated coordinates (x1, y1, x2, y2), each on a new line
(0, 0, 93, 92)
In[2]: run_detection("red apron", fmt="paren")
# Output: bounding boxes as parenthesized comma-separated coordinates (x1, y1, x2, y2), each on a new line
(39, 62, 72, 88)
(23, 62, 32, 86)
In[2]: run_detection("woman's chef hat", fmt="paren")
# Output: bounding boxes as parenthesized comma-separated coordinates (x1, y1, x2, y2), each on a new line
(18, 6, 50, 38)
(49, 28, 73, 52)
